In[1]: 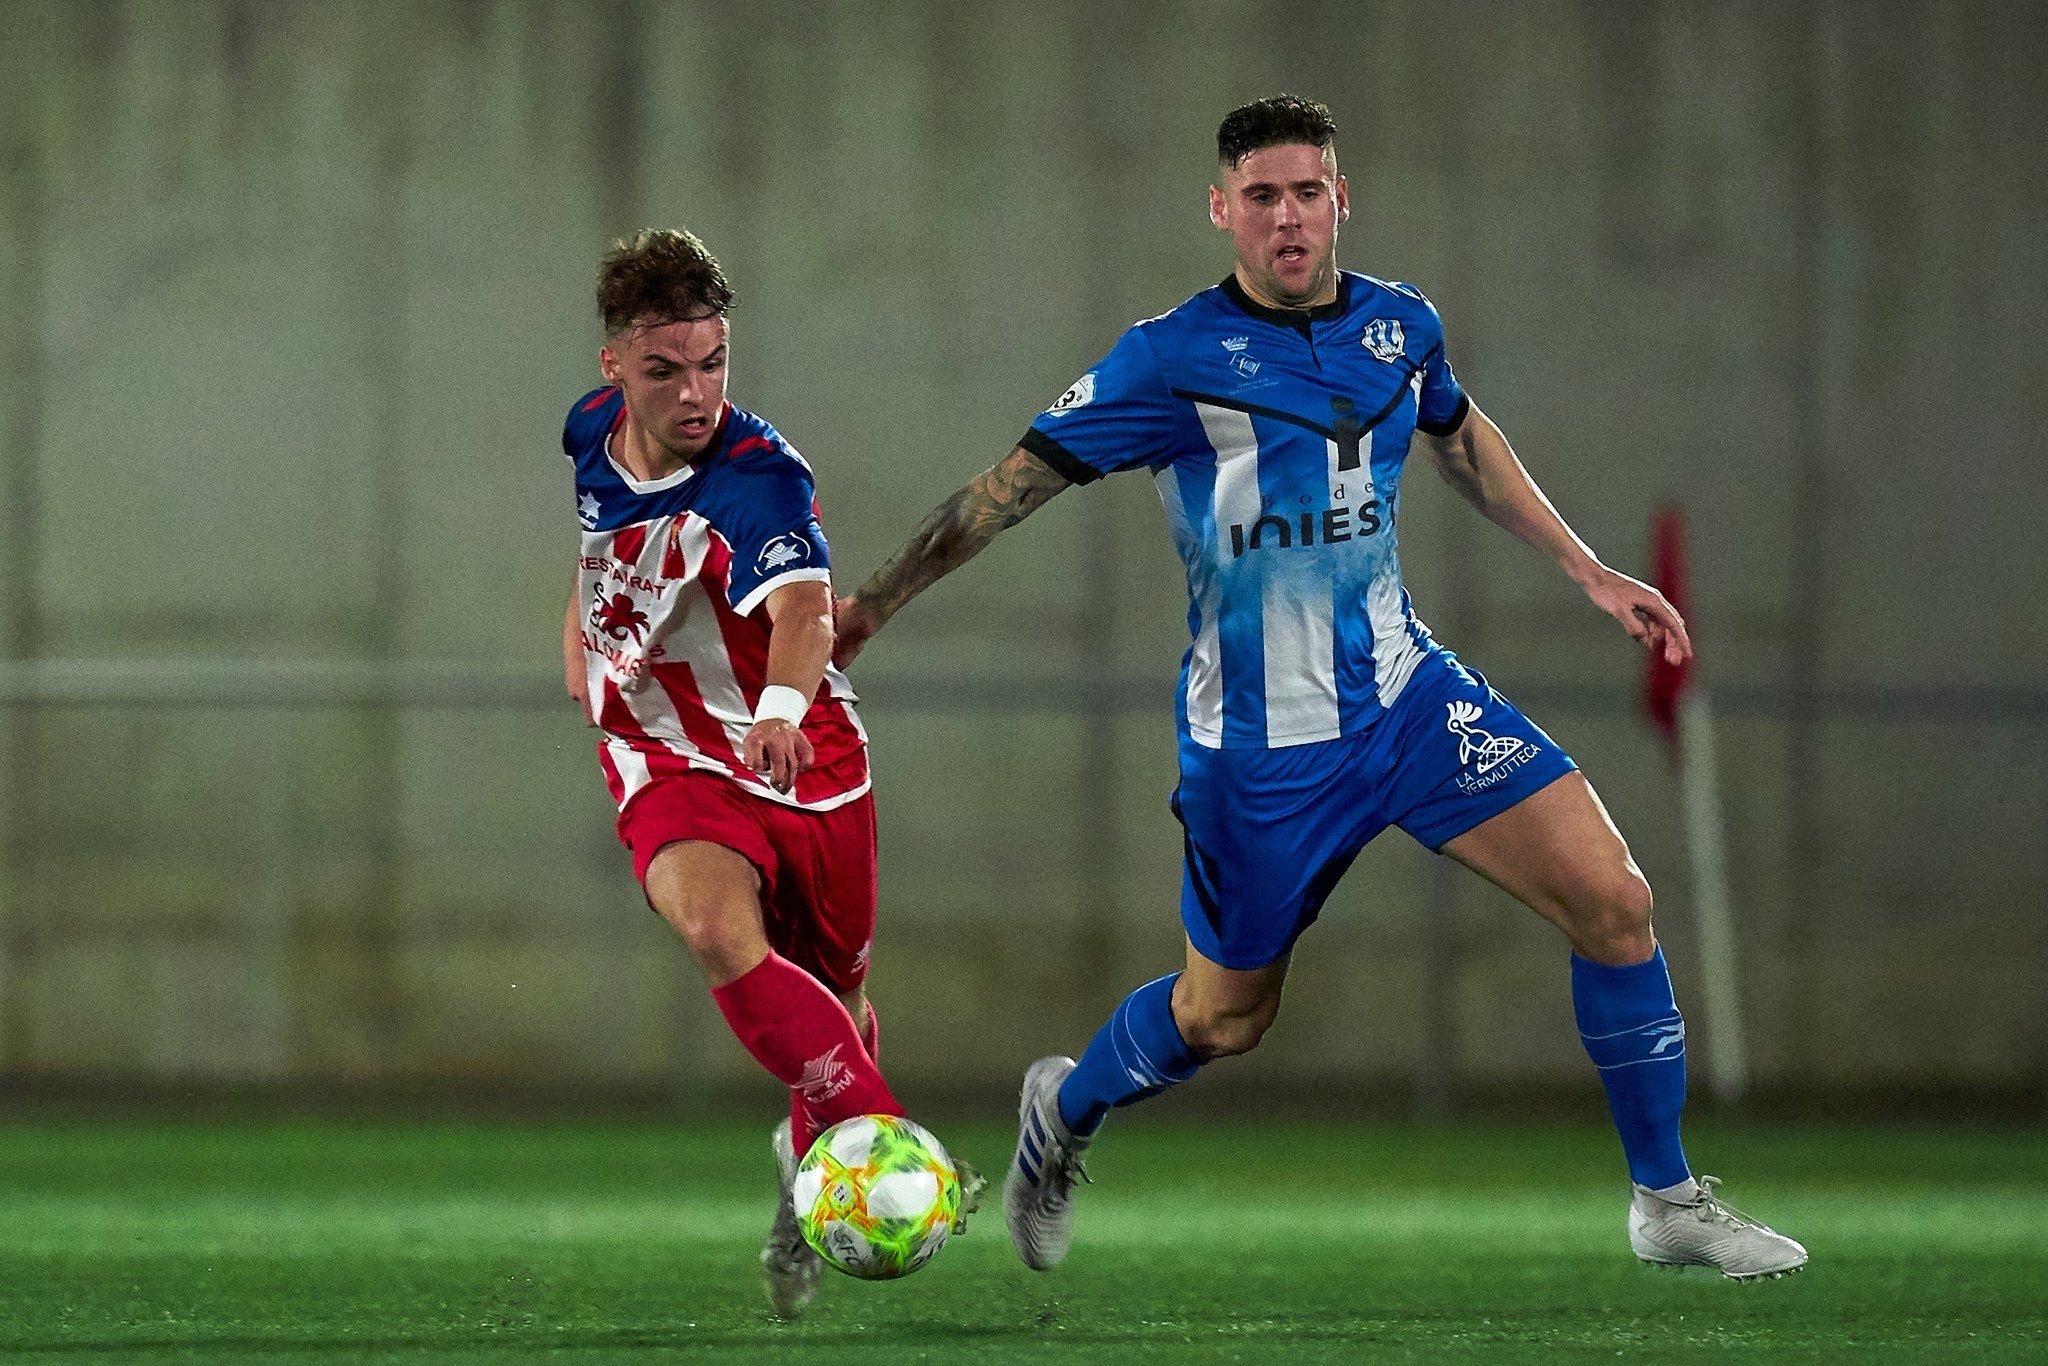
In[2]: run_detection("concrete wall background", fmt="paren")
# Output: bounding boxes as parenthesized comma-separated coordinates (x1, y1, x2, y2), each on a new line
(0, 0, 2041, 1111)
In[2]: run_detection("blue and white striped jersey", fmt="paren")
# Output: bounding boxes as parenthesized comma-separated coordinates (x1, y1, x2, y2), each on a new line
(1021, 272, 1471, 750)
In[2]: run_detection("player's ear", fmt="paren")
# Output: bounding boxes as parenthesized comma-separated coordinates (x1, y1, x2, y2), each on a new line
(599, 344, 621, 383)
(1207, 182, 1227, 231)
(1335, 174, 1350, 225)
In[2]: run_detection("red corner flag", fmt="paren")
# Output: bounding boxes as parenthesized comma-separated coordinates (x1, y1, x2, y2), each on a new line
(1642, 506, 1694, 746)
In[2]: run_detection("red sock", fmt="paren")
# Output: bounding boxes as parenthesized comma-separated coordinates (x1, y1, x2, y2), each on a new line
(857, 998, 880, 1065)
(808, 1000, 883, 1155)
(711, 954, 902, 1155)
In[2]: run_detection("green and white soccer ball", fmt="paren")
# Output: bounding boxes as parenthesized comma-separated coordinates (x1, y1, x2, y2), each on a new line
(794, 1114, 960, 1279)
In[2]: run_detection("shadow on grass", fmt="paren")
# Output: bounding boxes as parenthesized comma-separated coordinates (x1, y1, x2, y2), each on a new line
(0, 1315, 1471, 1356)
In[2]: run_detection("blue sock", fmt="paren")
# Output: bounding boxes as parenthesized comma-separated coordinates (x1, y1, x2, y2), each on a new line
(1056, 973, 1203, 1138)
(1571, 947, 1692, 1189)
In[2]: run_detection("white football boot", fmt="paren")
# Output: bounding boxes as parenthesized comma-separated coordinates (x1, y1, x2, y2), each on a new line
(1629, 1175, 1808, 1280)
(1002, 1056, 1091, 1270)
(761, 1119, 824, 1319)
(951, 1154, 987, 1232)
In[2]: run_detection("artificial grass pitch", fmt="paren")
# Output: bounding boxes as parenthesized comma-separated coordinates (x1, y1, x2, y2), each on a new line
(0, 1119, 2042, 1362)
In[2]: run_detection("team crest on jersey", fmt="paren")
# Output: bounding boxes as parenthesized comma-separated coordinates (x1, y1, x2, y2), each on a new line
(757, 531, 812, 575)
(1046, 372, 1096, 416)
(1446, 700, 1538, 793)
(1362, 317, 1406, 364)
(577, 492, 601, 528)
(1221, 335, 1261, 378)
(592, 591, 650, 643)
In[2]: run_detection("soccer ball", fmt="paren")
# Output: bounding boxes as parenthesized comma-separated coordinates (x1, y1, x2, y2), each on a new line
(794, 1114, 960, 1279)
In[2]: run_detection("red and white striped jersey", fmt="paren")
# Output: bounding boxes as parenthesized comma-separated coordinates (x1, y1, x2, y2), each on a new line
(564, 386, 869, 812)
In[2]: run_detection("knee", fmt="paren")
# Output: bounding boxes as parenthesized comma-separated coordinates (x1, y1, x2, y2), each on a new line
(665, 895, 760, 981)
(647, 856, 761, 980)
(660, 884, 728, 952)
(1571, 867, 1657, 966)
(1175, 996, 1281, 1060)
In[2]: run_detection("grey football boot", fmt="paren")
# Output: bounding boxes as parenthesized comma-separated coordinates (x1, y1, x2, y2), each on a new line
(951, 1154, 987, 1231)
(1001, 1056, 1092, 1270)
(1629, 1175, 1809, 1280)
(761, 1118, 825, 1319)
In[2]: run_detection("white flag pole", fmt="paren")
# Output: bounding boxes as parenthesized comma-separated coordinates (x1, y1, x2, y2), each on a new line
(1675, 685, 1747, 1104)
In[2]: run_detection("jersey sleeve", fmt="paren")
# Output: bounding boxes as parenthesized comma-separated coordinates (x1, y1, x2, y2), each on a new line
(1018, 325, 1178, 484)
(1407, 293, 1470, 436)
(719, 458, 833, 618)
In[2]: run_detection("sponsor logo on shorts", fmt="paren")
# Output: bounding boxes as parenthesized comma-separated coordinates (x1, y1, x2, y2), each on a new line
(1446, 700, 1539, 794)
(795, 1044, 855, 1103)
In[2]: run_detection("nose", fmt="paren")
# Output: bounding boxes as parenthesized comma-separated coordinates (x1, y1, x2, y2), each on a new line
(1276, 193, 1304, 228)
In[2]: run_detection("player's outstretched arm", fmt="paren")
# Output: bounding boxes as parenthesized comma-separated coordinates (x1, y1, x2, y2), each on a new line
(746, 579, 834, 792)
(833, 445, 1072, 667)
(1422, 404, 1691, 666)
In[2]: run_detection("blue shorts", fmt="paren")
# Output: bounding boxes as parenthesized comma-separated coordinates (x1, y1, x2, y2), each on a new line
(1172, 651, 1578, 970)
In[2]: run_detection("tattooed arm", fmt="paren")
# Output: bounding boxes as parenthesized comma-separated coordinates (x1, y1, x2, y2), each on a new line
(833, 445, 1073, 667)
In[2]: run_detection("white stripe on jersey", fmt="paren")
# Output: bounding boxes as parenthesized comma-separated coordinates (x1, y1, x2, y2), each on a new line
(585, 520, 703, 769)
(1367, 374, 1430, 707)
(655, 520, 751, 731)
(1189, 403, 1264, 746)
(1189, 401, 1343, 747)
(1254, 439, 1345, 746)
(594, 517, 727, 766)
(604, 738, 655, 808)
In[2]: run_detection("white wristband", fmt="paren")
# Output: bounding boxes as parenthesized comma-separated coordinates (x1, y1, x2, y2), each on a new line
(754, 684, 810, 727)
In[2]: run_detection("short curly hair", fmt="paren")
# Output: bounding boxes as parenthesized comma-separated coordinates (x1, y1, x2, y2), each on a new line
(1216, 95, 1338, 168)
(596, 228, 734, 336)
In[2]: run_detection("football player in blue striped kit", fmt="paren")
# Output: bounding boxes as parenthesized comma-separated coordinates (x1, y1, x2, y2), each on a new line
(835, 96, 1804, 1281)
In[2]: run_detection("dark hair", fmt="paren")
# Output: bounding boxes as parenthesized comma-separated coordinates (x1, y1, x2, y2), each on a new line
(1216, 95, 1338, 167)
(596, 228, 734, 335)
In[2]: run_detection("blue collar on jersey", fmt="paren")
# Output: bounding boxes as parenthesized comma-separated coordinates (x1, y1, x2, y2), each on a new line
(1218, 271, 1354, 335)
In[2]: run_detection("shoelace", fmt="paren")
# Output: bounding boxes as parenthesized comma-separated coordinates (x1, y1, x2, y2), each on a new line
(1042, 1146, 1093, 1211)
(1688, 1175, 1759, 1230)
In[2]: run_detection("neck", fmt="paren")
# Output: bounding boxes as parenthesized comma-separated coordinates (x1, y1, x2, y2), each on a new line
(1234, 263, 1338, 312)
(614, 413, 700, 483)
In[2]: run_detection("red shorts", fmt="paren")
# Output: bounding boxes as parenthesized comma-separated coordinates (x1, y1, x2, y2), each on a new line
(618, 769, 877, 995)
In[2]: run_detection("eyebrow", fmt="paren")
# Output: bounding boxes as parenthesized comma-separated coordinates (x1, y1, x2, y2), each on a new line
(643, 344, 727, 367)
(1241, 179, 1329, 194)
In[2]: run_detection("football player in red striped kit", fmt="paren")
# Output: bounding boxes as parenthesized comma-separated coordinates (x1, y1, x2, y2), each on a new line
(559, 229, 977, 1318)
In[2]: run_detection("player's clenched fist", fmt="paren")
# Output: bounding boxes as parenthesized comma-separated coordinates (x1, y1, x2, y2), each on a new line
(744, 718, 815, 793)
